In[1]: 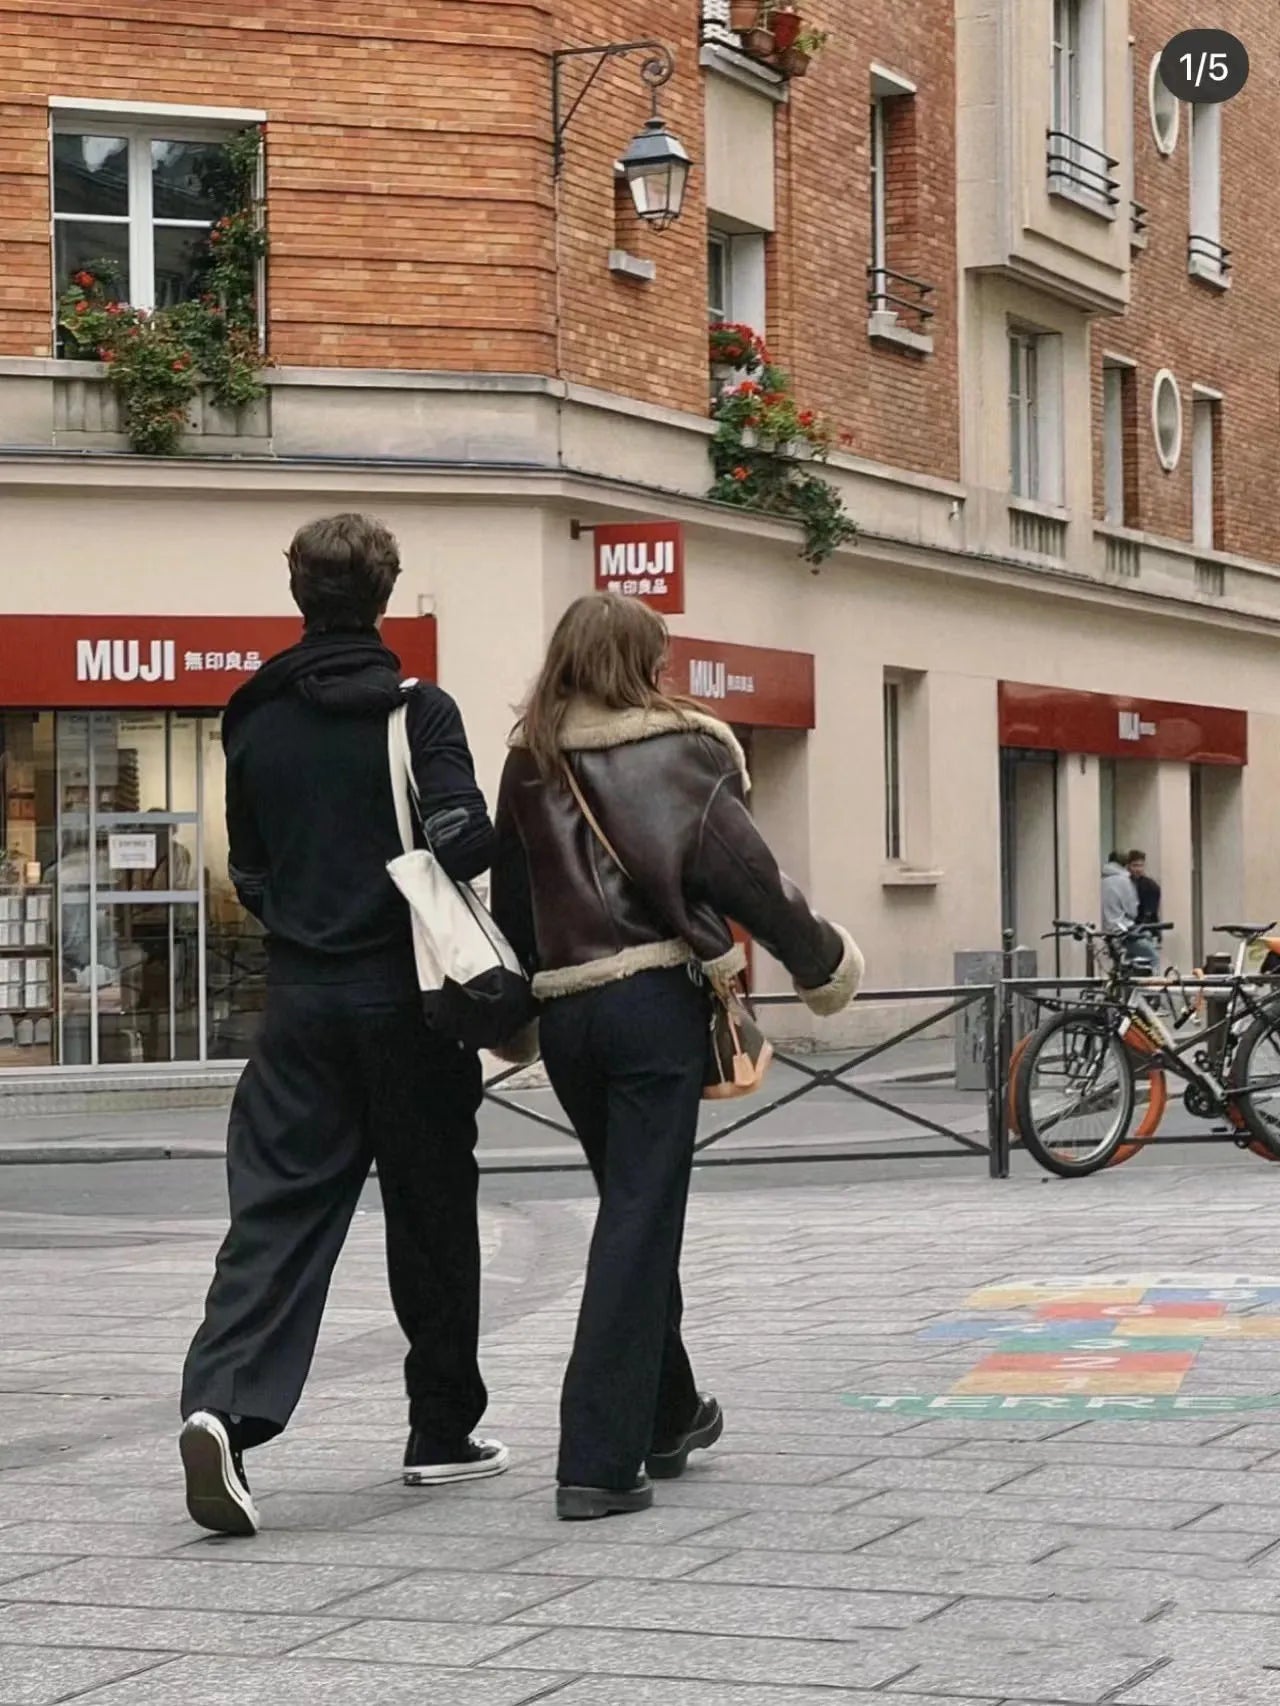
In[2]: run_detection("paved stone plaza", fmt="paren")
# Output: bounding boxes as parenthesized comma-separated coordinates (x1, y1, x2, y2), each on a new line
(4, 1158, 1280, 1704)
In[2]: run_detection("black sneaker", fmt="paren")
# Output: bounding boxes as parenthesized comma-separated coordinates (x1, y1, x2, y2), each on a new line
(179, 1411, 259, 1536)
(645, 1395, 724, 1480)
(403, 1433, 510, 1487)
(557, 1474, 654, 1521)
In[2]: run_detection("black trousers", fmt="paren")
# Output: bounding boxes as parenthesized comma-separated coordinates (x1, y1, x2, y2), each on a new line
(181, 980, 486, 1449)
(541, 966, 705, 1489)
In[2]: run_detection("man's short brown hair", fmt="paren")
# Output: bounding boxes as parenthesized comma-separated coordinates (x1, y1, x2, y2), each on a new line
(287, 513, 402, 632)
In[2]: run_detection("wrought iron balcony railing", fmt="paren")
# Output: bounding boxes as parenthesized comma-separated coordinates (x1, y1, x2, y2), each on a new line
(867, 266, 936, 334)
(1188, 233, 1232, 283)
(1046, 131, 1120, 210)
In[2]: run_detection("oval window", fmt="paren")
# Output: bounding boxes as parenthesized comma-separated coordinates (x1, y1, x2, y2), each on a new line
(1152, 369, 1183, 471)
(1149, 54, 1180, 155)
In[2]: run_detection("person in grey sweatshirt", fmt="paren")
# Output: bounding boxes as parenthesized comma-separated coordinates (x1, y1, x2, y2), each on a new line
(1101, 853, 1158, 970)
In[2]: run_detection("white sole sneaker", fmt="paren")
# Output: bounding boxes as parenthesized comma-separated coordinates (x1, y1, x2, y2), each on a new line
(180, 1412, 260, 1536)
(403, 1438, 510, 1487)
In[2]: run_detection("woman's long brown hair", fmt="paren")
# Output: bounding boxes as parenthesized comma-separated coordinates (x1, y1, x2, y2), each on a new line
(518, 593, 702, 777)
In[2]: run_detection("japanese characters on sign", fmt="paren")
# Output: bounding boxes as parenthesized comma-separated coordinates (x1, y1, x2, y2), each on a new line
(593, 522, 686, 615)
(4, 616, 438, 708)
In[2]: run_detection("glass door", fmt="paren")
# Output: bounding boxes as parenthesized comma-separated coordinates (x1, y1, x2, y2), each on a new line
(55, 711, 205, 1066)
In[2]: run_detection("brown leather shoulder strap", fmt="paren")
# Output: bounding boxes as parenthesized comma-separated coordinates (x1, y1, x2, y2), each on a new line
(561, 762, 631, 879)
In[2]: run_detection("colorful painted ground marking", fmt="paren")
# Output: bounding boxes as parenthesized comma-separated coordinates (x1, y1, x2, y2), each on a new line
(843, 1274, 1280, 1418)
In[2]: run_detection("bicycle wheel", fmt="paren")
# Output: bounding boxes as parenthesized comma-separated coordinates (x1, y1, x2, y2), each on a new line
(1229, 1003, 1280, 1157)
(1014, 1010, 1137, 1177)
(1006, 1029, 1163, 1166)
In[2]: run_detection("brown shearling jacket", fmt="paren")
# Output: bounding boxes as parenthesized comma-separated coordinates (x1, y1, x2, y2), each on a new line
(490, 699, 863, 1013)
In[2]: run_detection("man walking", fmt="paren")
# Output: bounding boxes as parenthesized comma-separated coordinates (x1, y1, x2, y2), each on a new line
(180, 513, 506, 1537)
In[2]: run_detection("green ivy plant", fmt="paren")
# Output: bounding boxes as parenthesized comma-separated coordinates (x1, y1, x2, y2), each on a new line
(705, 326, 857, 564)
(57, 129, 268, 455)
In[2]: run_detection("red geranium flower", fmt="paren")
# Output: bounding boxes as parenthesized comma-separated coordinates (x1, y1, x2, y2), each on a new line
(74, 300, 89, 315)
(732, 466, 750, 481)
(73, 270, 95, 288)
(798, 409, 815, 427)
(99, 348, 116, 363)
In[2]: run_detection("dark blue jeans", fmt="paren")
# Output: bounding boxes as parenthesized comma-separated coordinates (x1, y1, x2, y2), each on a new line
(181, 981, 486, 1450)
(541, 966, 706, 1488)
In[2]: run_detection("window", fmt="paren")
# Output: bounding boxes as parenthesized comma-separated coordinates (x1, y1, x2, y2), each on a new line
(869, 96, 887, 307)
(707, 232, 730, 322)
(1049, 0, 1112, 210)
(51, 110, 262, 314)
(1148, 52, 1180, 154)
(1102, 358, 1137, 525)
(1009, 329, 1064, 505)
(883, 678, 903, 861)
(867, 67, 932, 343)
(1192, 390, 1222, 550)
(1152, 368, 1183, 471)
(706, 225, 766, 336)
(1189, 102, 1228, 285)
(1051, 0, 1082, 142)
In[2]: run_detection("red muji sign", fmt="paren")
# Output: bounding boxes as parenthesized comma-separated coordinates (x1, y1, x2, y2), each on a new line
(593, 521, 686, 614)
(0, 615, 438, 708)
(666, 636, 815, 729)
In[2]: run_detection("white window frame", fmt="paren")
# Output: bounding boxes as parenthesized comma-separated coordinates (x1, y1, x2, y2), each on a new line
(1152, 368, 1183, 472)
(1188, 101, 1228, 287)
(1102, 358, 1131, 525)
(1009, 328, 1063, 505)
(49, 100, 265, 326)
(1050, 0, 1110, 215)
(868, 66, 916, 318)
(707, 224, 767, 339)
(707, 230, 731, 323)
(883, 677, 903, 862)
(870, 95, 887, 310)
(1148, 52, 1180, 155)
(1191, 386, 1222, 551)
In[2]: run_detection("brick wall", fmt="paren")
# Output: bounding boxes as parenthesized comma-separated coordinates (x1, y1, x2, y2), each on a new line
(1093, 0, 1280, 564)
(774, 1, 960, 480)
(1, 0, 959, 480)
(0, 1, 557, 371)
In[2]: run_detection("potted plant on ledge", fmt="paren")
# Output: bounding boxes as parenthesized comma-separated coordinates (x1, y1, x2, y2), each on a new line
(777, 26, 829, 77)
(770, 5, 803, 51)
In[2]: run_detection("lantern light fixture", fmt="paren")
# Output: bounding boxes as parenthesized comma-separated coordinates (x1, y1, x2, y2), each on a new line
(551, 40, 691, 229)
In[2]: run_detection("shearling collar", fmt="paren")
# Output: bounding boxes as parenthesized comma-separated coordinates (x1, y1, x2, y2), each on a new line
(513, 698, 750, 789)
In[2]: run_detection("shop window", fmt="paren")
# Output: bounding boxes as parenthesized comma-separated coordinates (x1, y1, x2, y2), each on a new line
(0, 710, 264, 1070)
(1009, 327, 1064, 505)
(1102, 357, 1137, 525)
(51, 105, 265, 324)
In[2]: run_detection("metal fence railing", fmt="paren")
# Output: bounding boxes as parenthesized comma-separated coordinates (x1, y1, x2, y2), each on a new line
(482, 985, 1012, 1179)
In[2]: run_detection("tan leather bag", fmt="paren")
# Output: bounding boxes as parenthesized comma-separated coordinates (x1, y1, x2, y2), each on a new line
(561, 763, 773, 1102)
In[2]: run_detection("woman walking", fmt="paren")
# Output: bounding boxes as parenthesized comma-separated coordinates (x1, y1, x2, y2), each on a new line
(492, 593, 862, 1519)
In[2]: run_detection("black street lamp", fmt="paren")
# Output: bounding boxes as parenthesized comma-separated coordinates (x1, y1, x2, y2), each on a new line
(551, 40, 692, 230)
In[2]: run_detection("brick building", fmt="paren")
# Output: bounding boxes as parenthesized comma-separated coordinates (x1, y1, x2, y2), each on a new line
(0, 0, 1276, 1080)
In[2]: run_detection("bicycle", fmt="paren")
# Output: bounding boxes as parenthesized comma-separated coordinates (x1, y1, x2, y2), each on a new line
(1010, 919, 1280, 1177)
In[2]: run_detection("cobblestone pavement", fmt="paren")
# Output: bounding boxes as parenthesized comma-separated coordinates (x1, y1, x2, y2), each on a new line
(4, 1160, 1280, 1703)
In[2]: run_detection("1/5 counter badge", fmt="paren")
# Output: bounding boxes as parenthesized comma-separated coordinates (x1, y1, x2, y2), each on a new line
(1159, 30, 1249, 104)
(844, 1275, 1280, 1419)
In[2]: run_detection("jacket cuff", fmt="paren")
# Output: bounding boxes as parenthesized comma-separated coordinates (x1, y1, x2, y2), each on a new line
(795, 924, 864, 1016)
(489, 1019, 540, 1067)
(702, 942, 747, 987)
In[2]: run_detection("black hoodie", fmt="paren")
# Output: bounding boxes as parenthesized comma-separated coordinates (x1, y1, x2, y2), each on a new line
(223, 628, 495, 986)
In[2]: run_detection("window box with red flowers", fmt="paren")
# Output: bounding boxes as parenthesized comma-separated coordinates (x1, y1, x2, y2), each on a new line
(708, 363, 856, 563)
(56, 129, 268, 456)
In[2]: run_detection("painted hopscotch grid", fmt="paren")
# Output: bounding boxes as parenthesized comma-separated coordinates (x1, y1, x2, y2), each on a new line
(844, 1273, 1280, 1419)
